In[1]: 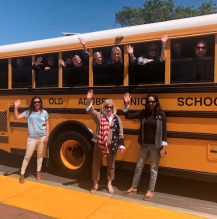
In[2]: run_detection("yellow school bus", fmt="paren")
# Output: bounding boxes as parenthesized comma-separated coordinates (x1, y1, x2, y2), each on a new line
(0, 14, 217, 181)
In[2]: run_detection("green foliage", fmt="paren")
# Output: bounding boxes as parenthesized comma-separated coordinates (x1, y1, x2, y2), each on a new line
(115, 0, 217, 27)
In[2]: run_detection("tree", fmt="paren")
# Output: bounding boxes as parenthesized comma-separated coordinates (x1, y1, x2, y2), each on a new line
(115, 0, 217, 27)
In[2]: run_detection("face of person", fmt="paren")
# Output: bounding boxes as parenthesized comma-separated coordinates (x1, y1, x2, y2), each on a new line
(66, 58, 72, 65)
(149, 45, 159, 58)
(104, 104, 113, 117)
(74, 57, 82, 67)
(48, 57, 54, 67)
(16, 59, 24, 67)
(147, 96, 156, 112)
(95, 53, 103, 65)
(173, 43, 182, 55)
(195, 41, 207, 58)
(112, 49, 120, 63)
(33, 98, 41, 111)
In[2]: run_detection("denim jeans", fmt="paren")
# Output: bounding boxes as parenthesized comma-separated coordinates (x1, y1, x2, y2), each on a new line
(132, 144, 160, 192)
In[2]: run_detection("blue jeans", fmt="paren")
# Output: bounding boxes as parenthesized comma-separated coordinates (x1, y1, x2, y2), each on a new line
(132, 144, 160, 192)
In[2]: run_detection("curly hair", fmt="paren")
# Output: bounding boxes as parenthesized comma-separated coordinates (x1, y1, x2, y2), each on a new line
(101, 99, 117, 114)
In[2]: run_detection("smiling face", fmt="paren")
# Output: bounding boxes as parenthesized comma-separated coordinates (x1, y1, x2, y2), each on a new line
(195, 41, 207, 58)
(104, 104, 114, 117)
(149, 44, 159, 58)
(112, 49, 121, 63)
(73, 56, 82, 67)
(33, 98, 41, 111)
(94, 52, 103, 65)
(147, 96, 156, 112)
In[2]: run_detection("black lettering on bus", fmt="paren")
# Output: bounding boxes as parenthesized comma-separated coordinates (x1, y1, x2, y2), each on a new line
(131, 98, 136, 105)
(91, 98, 95, 105)
(78, 98, 83, 105)
(204, 97, 212, 106)
(59, 98, 63, 105)
(177, 97, 184, 106)
(49, 98, 54, 105)
(195, 97, 202, 106)
(214, 98, 217, 106)
(186, 97, 193, 106)
(102, 98, 106, 103)
(96, 98, 101, 105)
(141, 98, 146, 106)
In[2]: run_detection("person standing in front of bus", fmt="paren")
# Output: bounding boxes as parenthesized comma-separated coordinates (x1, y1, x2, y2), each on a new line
(14, 96, 49, 184)
(127, 34, 169, 64)
(122, 93, 167, 201)
(86, 90, 124, 194)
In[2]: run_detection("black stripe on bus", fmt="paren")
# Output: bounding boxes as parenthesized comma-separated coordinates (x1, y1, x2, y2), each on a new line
(8, 107, 217, 118)
(1, 83, 217, 95)
(10, 122, 28, 128)
(124, 129, 217, 141)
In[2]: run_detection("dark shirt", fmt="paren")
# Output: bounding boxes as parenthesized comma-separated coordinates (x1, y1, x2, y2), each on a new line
(144, 114, 157, 144)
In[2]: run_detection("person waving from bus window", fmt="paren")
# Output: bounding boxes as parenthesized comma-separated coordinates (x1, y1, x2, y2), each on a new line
(86, 90, 124, 194)
(127, 34, 169, 65)
(105, 46, 123, 65)
(93, 51, 104, 65)
(122, 93, 167, 201)
(72, 37, 90, 68)
(14, 96, 49, 184)
(59, 55, 73, 68)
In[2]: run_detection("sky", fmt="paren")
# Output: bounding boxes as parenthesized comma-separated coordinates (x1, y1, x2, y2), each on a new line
(0, 0, 216, 45)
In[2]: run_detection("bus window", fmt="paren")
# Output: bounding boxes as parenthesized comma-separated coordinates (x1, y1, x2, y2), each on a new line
(128, 41, 165, 85)
(0, 59, 8, 89)
(12, 56, 32, 88)
(93, 46, 124, 86)
(62, 50, 89, 87)
(171, 35, 214, 83)
(33, 53, 58, 88)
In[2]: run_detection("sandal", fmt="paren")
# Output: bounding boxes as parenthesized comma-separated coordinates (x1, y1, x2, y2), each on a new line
(108, 186, 114, 194)
(122, 187, 137, 196)
(90, 186, 98, 194)
(143, 192, 154, 201)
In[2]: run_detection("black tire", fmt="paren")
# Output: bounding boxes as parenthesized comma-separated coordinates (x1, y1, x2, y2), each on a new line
(52, 131, 92, 176)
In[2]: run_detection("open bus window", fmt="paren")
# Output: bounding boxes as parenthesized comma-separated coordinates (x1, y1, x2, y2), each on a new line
(171, 35, 214, 83)
(93, 46, 124, 86)
(128, 41, 165, 85)
(62, 50, 89, 87)
(12, 56, 32, 88)
(33, 53, 58, 88)
(0, 59, 8, 89)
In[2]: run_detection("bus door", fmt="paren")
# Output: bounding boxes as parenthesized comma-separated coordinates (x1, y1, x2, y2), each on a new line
(0, 109, 10, 152)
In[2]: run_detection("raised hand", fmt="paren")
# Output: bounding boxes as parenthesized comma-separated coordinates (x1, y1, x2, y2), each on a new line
(14, 99, 21, 107)
(45, 67, 50, 71)
(87, 90, 93, 101)
(59, 59, 66, 67)
(123, 93, 131, 105)
(35, 57, 43, 66)
(161, 34, 169, 44)
(78, 37, 85, 46)
(127, 45, 134, 55)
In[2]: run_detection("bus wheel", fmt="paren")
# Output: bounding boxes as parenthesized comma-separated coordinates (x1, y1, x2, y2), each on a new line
(52, 131, 92, 176)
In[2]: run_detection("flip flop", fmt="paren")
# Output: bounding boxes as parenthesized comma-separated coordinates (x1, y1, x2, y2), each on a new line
(143, 192, 154, 201)
(36, 172, 41, 180)
(19, 174, 25, 184)
(90, 187, 98, 194)
(122, 189, 137, 196)
(108, 186, 114, 194)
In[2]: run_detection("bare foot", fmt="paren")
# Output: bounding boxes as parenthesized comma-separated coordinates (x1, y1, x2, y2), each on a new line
(36, 171, 41, 180)
(19, 174, 25, 184)
(90, 184, 98, 194)
(108, 185, 114, 194)
(123, 187, 137, 195)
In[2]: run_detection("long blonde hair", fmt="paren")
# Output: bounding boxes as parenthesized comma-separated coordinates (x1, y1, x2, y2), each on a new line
(72, 55, 82, 67)
(111, 46, 122, 64)
(93, 52, 104, 65)
(101, 99, 117, 114)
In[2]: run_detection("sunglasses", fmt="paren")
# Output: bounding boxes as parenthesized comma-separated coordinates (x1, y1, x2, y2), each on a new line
(150, 48, 158, 52)
(105, 105, 113, 109)
(34, 101, 41, 104)
(196, 46, 206, 50)
(147, 101, 156, 104)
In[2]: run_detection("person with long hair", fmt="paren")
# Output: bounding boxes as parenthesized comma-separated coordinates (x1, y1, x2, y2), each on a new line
(93, 51, 104, 65)
(105, 46, 123, 65)
(14, 96, 49, 184)
(122, 93, 167, 200)
(86, 90, 124, 194)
